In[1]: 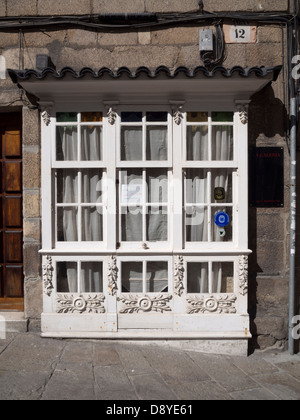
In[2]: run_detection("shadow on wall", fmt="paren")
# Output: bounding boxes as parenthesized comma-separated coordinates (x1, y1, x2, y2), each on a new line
(247, 84, 290, 352)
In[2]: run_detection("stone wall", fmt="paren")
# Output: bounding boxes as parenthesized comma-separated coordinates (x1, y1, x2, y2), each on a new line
(0, 0, 296, 350)
(0, 0, 292, 15)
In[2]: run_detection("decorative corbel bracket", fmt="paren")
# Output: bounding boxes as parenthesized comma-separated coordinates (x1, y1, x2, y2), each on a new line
(42, 255, 54, 296)
(169, 100, 185, 125)
(235, 100, 251, 125)
(174, 255, 184, 296)
(239, 255, 248, 296)
(39, 101, 54, 126)
(103, 101, 119, 125)
(107, 255, 118, 296)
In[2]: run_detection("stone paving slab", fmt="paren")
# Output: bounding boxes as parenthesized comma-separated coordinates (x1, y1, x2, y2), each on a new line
(0, 333, 299, 401)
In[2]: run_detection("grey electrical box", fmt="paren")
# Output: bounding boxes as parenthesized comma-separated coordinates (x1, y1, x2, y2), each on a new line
(199, 29, 213, 51)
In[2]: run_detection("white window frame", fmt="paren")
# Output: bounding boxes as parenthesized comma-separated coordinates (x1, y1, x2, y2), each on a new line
(40, 101, 250, 338)
(116, 109, 173, 168)
(117, 255, 173, 295)
(116, 106, 173, 251)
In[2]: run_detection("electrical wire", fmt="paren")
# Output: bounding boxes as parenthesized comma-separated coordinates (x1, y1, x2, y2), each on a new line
(0, 12, 294, 32)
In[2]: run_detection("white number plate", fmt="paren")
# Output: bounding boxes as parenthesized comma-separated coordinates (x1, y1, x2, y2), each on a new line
(224, 25, 257, 44)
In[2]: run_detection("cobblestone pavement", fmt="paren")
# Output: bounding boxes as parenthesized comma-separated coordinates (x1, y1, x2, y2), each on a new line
(0, 332, 299, 401)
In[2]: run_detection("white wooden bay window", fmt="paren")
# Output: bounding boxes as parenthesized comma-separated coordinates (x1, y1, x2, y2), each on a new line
(40, 102, 250, 342)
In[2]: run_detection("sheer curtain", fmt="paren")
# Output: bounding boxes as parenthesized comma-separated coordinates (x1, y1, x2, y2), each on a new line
(121, 170, 168, 242)
(81, 262, 103, 293)
(81, 126, 102, 161)
(82, 169, 103, 242)
(57, 126, 103, 292)
(121, 124, 168, 243)
(121, 128, 142, 160)
(146, 127, 168, 160)
(187, 263, 209, 293)
(186, 125, 232, 293)
(121, 126, 167, 161)
(186, 169, 208, 242)
(187, 126, 208, 160)
(212, 126, 233, 160)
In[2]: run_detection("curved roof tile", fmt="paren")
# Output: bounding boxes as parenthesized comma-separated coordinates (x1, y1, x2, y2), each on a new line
(8, 65, 282, 83)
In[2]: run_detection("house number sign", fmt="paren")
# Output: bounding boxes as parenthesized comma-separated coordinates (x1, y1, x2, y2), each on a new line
(224, 25, 257, 44)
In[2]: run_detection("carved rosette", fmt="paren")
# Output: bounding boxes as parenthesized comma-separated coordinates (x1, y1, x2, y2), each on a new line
(186, 294, 237, 314)
(56, 294, 105, 314)
(42, 255, 54, 297)
(174, 255, 184, 296)
(107, 256, 118, 296)
(117, 294, 172, 314)
(239, 255, 248, 296)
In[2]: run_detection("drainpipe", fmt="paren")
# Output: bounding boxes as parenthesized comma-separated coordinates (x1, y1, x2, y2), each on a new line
(289, 95, 297, 355)
(289, 1, 298, 355)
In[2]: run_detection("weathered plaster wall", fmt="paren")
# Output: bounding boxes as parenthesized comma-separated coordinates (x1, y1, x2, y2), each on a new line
(0, 0, 295, 350)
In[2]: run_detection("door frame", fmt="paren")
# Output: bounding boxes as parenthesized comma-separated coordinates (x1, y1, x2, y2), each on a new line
(0, 112, 24, 311)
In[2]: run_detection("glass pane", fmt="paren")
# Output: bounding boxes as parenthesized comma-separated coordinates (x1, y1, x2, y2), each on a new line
(56, 126, 78, 161)
(211, 170, 232, 203)
(187, 112, 208, 122)
(82, 206, 103, 241)
(212, 207, 232, 242)
(186, 206, 208, 242)
(81, 126, 102, 160)
(120, 169, 143, 205)
(212, 262, 234, 293)
(185, 169, 208, 204)
(122, 262, 143, 292)
(146, 126, 168, 160)
(81, 112, 103, 122)
(121, 112, 142, 123)
(187, 262, 208, 293)
(57, 169, 78, 203)
(212, 126, 233, 161)
(57, 262, 77, 293)
(187, 126, 208, 161)
(147, 169, 168, 203)
(121, 207, 143, 241)
(146, 206, 168, 241)
(212, 112, 233, 122)
(146, 112, 168, 122)
(146, 261, 168, 292)
(57, 207, 78, 241)
(121, 127, 143, 160)
(81, 262, 103, 293)
(56, 112, 77, 122)
(82, 169, 102, 203)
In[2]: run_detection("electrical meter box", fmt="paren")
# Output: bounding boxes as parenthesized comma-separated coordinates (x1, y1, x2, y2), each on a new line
(199, 29, 213, 51)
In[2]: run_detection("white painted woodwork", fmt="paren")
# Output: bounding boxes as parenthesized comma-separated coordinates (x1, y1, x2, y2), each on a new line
(38, 83, 255, 354)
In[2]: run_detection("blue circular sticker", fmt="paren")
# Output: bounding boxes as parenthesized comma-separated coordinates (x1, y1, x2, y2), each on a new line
(214, 211, 230, 227)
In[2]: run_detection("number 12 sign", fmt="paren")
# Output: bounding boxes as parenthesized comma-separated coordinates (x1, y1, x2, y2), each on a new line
(224, 25, 257, 44)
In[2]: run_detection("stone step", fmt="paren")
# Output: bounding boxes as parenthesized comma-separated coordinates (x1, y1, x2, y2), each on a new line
(0, 312, 28, 334)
